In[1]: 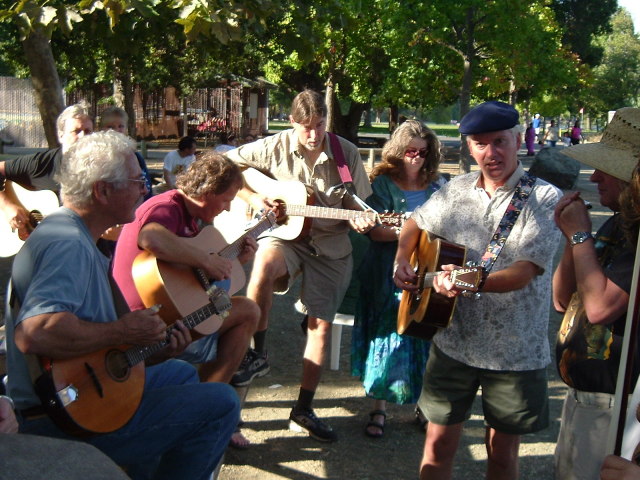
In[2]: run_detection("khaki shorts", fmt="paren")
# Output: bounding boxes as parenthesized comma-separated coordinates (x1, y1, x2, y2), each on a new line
(554, 388, 614, 480)
(417, 344, 549, 434)
(257, 236, 352, 322)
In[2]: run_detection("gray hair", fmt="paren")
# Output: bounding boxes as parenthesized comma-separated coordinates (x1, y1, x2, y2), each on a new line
(100, 106, 128, 126)
(56, 103, 91, 141)
(56, 130, 136, 208)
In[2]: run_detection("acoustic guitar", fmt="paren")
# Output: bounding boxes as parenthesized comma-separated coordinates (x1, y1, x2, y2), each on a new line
(34, 286, 232, 437)
(233, 167, 404, 241)
(0, 182, 59, 257)
(132, 212, 277, 337)
(397, 231, 483, 340)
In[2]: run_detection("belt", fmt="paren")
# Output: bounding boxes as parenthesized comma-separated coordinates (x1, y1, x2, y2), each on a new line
(19, 404, 47, 420)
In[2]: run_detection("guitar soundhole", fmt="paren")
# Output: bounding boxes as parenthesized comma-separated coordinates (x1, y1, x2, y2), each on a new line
(104, 349, 131, 382)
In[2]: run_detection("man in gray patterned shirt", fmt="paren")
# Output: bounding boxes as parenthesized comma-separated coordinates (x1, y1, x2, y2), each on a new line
(394, 101, 561, 480)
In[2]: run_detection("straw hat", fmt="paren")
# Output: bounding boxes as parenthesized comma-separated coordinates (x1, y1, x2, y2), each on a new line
(561, 107, 640, 182)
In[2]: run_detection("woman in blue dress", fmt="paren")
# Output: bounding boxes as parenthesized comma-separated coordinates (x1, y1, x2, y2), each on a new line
(351, 119, 446, 437)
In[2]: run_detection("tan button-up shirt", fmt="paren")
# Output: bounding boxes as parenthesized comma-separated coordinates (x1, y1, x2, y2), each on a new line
(226, 129, 372, 258)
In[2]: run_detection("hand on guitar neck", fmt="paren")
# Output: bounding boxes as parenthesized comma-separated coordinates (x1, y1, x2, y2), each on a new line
(432, 264, 481, 299)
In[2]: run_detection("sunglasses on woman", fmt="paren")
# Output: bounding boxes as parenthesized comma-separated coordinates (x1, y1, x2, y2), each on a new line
(404, 148, 428, 158)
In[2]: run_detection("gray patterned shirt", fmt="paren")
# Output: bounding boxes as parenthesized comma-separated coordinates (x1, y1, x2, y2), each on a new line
(412, 163, 561, 370)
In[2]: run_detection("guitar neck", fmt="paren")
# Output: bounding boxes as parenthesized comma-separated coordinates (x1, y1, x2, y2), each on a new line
(422, 272, 438, 288)
(218, 214, 275, 260)
(124, 302, 221, 366)
(286, 204, 377, 223)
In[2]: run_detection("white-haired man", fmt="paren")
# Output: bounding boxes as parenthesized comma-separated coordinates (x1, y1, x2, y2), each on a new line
(4, 131, 238, 478)
(0, 104, 93, 239)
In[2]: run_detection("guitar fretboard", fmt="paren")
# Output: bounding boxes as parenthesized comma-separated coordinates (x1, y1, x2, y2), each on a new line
(285, 204, 378, 222)
(218, 213, 276, 260)
(124, 297, 230, 366)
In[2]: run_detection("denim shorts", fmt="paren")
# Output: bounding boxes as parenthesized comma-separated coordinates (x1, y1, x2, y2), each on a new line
(417, 344, 549, 434)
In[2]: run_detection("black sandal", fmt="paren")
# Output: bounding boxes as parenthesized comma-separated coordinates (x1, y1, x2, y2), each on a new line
(365, 410, 386, 438)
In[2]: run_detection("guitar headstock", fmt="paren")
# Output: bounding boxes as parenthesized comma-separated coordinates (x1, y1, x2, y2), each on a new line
(379, 212, 407, 228)
(205, 286, 233, 318)
(451, 267, 485, 293)
(263, 210, 278, 229)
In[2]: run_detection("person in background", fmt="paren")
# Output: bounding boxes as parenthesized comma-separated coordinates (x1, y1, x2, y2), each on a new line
(351, 120, 447, 438)
(533, 113, 542, 141)
(394, 101, 561, 479)
(525, 122, 536, 156)
(543, 119, 560, 147)
(214, 132, 237, 153)
(163, 136, 197, 189)
(554, 108, 640, 480)
(100, 106, 152, 200)
(570, 120, 583, 146)
(0, 103, 93, 239)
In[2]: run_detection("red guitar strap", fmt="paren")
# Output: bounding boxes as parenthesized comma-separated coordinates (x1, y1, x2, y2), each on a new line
(327, 132, 373, 212)
(327, 132, 353, 185)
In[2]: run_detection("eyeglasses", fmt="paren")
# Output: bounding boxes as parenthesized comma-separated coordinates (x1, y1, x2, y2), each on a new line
(404, 148, 428, 158)
(126, 175, 148, 190)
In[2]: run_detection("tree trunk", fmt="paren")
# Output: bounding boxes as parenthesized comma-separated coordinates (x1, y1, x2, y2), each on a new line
(389, 104, 399, 133)
(325, 79, 337, 133)
(363, 109, 372, 128)
(341, 101, 368, 145)
(457, 10, 476, 174)
(22, 28, 64, 148)
(120, 70, 136, 138)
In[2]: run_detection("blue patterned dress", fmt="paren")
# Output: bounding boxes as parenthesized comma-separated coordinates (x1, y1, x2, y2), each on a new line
(351, 174, 446, 403)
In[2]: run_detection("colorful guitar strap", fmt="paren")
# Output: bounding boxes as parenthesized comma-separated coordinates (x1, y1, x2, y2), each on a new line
(479, 171, 537, 273)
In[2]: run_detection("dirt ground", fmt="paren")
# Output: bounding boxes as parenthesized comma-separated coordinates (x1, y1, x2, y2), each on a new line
(0, 150, 605, 480)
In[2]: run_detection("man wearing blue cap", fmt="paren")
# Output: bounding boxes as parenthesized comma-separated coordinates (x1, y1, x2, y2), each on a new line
(394, 101, 561, 479)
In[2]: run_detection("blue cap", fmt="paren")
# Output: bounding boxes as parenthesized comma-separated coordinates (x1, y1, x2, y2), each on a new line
(459, 101, 519, 135)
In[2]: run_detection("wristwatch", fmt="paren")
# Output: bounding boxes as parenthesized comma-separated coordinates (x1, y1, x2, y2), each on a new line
(570, 231, 593, 246)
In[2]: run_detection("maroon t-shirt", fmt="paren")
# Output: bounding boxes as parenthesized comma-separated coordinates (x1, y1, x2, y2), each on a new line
(112, 190, 199, 311)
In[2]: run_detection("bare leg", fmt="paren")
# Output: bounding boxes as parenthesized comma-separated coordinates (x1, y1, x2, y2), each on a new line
(229, 386, 250, 449)
(485, 427, 520, 480)
(198, 297, 259, 383)
(419, 422, 464, 480)
(246, 246, 287, 333)
(300, 316, 331, 392)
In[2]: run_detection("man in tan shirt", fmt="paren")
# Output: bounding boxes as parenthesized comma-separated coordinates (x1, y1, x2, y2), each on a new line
(226, 89, 373, 441)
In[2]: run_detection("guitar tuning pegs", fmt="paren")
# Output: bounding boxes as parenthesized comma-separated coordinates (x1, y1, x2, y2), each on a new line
(465, 261, 478, 268)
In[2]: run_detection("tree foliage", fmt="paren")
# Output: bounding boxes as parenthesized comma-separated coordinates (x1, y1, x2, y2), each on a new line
(591, 9, 640, 110)
(550, 0, 617, 66)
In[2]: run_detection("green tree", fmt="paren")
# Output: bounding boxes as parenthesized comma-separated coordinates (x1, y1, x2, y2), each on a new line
(589, 8, 640, 114)
(550, 0, 617, 66)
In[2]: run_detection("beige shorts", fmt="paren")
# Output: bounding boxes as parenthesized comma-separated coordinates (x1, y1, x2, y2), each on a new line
(554, 388, 614, 480)
(257, 236, 352, 322)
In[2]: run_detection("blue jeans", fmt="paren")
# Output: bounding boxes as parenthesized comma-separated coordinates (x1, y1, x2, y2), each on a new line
(19, 360, 239, 480)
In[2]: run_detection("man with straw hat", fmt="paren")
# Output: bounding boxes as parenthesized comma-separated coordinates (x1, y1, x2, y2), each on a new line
(553, 107, 640, 480)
